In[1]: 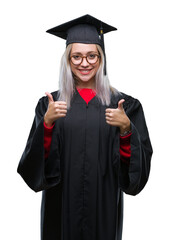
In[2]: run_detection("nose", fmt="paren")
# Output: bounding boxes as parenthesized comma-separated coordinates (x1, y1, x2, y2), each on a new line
(81, 57, 89, 67)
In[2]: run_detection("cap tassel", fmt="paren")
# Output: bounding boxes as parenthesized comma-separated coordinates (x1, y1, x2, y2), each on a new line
(100, 26, 107, 75)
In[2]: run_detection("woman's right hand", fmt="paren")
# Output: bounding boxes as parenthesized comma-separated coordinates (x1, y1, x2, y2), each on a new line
(44, 92, 67, 127)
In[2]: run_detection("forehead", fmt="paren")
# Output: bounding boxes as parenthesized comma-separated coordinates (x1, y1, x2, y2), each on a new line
(71, 43, 98, 54)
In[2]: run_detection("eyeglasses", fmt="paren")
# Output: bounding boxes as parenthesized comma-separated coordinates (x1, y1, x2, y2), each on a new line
(70, 53, 100, 65)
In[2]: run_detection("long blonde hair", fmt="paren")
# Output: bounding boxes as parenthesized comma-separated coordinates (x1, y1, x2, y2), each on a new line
(58, 44, 116, 108)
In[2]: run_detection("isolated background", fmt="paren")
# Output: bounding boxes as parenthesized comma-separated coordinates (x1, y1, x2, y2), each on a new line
(1, 0, 169, 239)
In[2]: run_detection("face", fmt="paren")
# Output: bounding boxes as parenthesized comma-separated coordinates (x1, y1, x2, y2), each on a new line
(70, 43, 100, 88)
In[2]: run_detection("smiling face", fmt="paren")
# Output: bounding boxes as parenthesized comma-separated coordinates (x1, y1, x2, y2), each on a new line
(70, 43, 100, 89)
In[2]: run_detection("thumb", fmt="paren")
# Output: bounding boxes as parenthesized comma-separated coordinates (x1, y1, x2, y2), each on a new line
(45, 92, 54, 103)
(118, 99, 125, 110)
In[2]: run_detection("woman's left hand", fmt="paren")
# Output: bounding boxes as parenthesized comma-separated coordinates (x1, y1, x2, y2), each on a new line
(105, 99, 131, 134)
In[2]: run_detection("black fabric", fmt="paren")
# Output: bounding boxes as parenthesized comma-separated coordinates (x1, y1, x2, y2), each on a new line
(46, 14, 117, 41)
(17, 90, 153, 240)
(66, 24, 101, 46)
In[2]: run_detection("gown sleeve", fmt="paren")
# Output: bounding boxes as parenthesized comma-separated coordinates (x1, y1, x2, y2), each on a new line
(17, 96, 61, 192)
(44, 122, 55, 159)
(119, 133, 131, 165)
(118, 96, 153, 196)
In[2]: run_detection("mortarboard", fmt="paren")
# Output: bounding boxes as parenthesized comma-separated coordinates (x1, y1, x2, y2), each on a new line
(46, 14, 117, 75)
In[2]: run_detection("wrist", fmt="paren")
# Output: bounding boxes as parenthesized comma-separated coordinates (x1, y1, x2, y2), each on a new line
(44, 121, 53, 128)
(44, 121, 54, 129)
(44, 114, 54, 128)
(120, 120, 131, 134)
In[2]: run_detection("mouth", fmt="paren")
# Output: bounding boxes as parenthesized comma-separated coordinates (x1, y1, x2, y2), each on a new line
(78, 68, 93, 75)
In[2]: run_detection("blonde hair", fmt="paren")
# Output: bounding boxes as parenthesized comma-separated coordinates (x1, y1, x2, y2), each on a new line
(58, 44, 116, 108)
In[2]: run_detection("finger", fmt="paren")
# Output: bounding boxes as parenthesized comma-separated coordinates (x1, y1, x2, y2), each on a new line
(45, 92, 54, 103)
(106, 120, 112, 125)
(105, 112, 113, 117)
(105, 108, 113, 113)
(58, 113, 67, 118)
(58, 104, 68, 109)
(57, 101, 67, 105)
(105, 116, 112, 120)
(118, 99, 125, 110)
(57, 109, 67, 114)
(54, 103, 67, 110)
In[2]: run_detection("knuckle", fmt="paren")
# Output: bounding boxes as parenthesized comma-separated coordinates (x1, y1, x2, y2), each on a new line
(55, 108, 59, 113)
(55, 102, 59, 107)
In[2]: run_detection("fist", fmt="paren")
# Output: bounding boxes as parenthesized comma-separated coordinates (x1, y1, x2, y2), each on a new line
(44, 92, 67, 127)
(105, 99, 130, 134)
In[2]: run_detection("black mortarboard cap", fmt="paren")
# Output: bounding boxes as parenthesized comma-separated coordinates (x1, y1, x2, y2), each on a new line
(46, 14, 117, 74)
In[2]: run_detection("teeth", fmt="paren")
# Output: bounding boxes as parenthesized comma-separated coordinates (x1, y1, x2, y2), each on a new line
(79, 69, 92, 75)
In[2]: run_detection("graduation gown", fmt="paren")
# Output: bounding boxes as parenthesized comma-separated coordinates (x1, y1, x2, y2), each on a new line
(17, 90, 153, 240)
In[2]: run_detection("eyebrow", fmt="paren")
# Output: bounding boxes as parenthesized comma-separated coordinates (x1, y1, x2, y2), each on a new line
(71, 51, 99, 55)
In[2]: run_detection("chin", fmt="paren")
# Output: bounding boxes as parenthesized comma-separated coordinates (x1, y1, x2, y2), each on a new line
(78, 73, 95, 82)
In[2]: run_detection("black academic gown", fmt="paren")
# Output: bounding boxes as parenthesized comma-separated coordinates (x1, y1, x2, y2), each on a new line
(17, 90, 153, 240)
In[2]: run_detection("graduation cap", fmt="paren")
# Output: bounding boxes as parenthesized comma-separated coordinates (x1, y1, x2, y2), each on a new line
(46, 14, 117, 75)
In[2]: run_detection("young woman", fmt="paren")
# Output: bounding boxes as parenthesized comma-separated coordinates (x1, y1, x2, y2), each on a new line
(17, 15, 153, 240)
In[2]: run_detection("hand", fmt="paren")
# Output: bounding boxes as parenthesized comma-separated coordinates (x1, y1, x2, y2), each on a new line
(44, 92, 67, 127)
(105, 99, 131, 134)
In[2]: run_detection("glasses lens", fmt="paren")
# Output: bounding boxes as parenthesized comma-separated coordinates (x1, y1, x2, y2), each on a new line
(87, 54, 98, 64)
(71, 55, 82, 65)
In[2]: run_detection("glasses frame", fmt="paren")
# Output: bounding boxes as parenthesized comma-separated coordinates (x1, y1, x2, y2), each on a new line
(70, 53, 101, 66)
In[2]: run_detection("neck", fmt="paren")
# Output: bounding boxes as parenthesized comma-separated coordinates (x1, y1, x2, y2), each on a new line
(75, 79, 95, 89)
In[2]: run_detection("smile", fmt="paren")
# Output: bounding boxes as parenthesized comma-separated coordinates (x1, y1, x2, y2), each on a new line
(78, 69, 93, 75)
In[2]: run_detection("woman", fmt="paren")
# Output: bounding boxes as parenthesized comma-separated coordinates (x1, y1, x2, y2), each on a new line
(17, 15, 153, 240)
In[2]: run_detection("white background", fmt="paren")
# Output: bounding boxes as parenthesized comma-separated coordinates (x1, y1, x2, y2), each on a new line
(1, 0, 170, 239)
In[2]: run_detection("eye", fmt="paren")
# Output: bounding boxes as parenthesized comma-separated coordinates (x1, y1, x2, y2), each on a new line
(88, 54, 96, 59)
(72, 55, 81, 60)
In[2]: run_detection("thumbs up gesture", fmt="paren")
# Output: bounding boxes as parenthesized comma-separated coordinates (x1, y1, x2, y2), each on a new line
(44, 92, 67, 127)
(105, 99, 131, 134)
